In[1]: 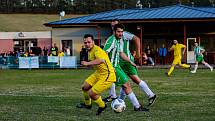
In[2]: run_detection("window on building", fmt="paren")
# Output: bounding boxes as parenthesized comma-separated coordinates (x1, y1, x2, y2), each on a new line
(13, 39, 37, 52)
(61, 40, 73, 56)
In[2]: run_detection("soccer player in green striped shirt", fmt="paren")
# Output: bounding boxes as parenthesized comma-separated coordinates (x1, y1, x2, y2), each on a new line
(104, 19, 156, 106)
(191, 42, 213, 73)
(103, 24, 148, 111)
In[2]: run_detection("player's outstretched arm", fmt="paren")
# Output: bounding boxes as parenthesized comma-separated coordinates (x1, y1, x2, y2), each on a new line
(183, 46, 186, 55)
(133, 35, 141, 59)
(169, 47, 173, 52)
(119, 52, 136, 67)
(200, 47, 205, 55)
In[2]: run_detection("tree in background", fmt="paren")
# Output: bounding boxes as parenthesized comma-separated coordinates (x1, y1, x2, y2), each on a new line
(0, 0, 214, 14)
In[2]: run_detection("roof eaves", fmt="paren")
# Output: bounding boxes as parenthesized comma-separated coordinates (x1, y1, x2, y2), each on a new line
(44, 23, 98, 27)
(179, 4, 215, 14)
(91, 18, 215, 23)
(44, 9, 135, 26)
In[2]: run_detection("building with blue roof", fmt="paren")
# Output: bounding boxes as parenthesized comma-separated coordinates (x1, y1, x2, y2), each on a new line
(45, 4, 215, 65)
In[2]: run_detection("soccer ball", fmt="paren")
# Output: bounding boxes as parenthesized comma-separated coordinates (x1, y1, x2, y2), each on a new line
(111, 98, 126, 113)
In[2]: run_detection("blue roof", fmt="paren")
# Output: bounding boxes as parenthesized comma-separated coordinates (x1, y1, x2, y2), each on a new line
(45, 5, 215, 26)
(92, 5, 215, 21)
(45, 9, 146, 25)
(196, 7, 215, 13)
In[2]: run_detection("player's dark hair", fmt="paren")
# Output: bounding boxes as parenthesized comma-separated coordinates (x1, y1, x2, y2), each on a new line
(113, 24, 125, 32)
(112, 18, 120, 22)
(84, 34, 94, 40)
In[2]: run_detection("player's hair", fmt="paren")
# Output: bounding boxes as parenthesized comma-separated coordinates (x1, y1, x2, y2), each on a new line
(113, 24, 125, 32)
(194, 42, 199, 45)
(84, 34, 94, 40)
(173, 39, 178, 42)
(112, 18, 120, 22)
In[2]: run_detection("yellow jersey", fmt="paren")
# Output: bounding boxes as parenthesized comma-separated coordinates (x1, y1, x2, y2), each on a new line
(88, 45, 115, 74)
(58, 52, 65, 56)
(171, 44, 185, 58)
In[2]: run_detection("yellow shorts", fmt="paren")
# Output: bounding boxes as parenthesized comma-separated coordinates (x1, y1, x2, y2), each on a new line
(85, 72, 116, 94)
(172, 57, 182, 65)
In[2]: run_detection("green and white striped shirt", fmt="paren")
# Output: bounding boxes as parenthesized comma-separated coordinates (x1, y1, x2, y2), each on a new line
(194, 46, 204, 57)
(103, 35, 122, 67)
(120, 31, 134, 62)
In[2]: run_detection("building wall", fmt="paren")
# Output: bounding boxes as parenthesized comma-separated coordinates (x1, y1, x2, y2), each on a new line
(37, 38, 52, 53)
(0, 39, 13, 53)
(0, 31, 51, 54)
(51, 27, 110, 61)
(0, 31, 51, 39)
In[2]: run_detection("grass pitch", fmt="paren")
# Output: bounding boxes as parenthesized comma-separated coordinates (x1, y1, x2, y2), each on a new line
(0, 69, 214, 121)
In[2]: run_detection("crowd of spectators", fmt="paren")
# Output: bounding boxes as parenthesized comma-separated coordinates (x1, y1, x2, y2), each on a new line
(0, 43, 170, 65)
(0, 43, 72, 65)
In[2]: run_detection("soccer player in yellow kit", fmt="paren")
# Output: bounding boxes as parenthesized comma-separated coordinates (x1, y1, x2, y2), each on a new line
(76, 34, 116, 115)
(166, 39, 191, 76)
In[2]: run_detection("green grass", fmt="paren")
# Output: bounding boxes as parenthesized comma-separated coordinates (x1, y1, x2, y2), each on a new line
(0, 14, 84, 32)
(0, 69, 214, 121)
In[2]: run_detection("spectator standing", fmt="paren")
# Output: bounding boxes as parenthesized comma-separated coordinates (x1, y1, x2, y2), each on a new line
(65, 47, 71, 56)
(158, 44, 167, 65)
(43, 46, 48, 56)
(24, 50, 29, 57)
(57, 50, 65, 65)
(29, 49, 35, 56)
(15, 50, 20, 58)
(58, 50, 65, 57)
(50, 43, 58, 56)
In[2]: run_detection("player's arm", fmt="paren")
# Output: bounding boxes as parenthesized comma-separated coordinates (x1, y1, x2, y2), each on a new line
(82, 48, 106, 66)
(132, 35, 141, 58)
(81, 58, 104, 66)
(199, 47, 205, 55)
(120, 52, 136, 67)
(182, 44, 186, 55)
(168, 46, 174, 52)
(119, 38, 136, 66)
(124, 31, 141, 58)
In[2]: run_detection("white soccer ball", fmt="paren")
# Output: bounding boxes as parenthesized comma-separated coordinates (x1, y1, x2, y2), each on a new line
(111, 98, 126, 113)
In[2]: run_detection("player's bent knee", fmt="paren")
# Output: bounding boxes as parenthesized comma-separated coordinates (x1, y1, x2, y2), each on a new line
(122, 83, 132, 94)
(88, 90, 99, 100)
(81, 82, 91, 91)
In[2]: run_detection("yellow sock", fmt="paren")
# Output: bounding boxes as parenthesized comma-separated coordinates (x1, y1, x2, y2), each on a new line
(168, 66, 175, 75)
(82, 90, 91, 105)
(94, 96, 105, 108)
(181, 64, 190, 68)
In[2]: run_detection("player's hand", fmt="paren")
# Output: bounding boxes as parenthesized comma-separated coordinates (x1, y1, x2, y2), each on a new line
(198, 53, 203, 56)
(130, 61, 137, 67)
(136, 65, 140, 70)
(81, 61, 89, 66)
(136, 51, 141, 59)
